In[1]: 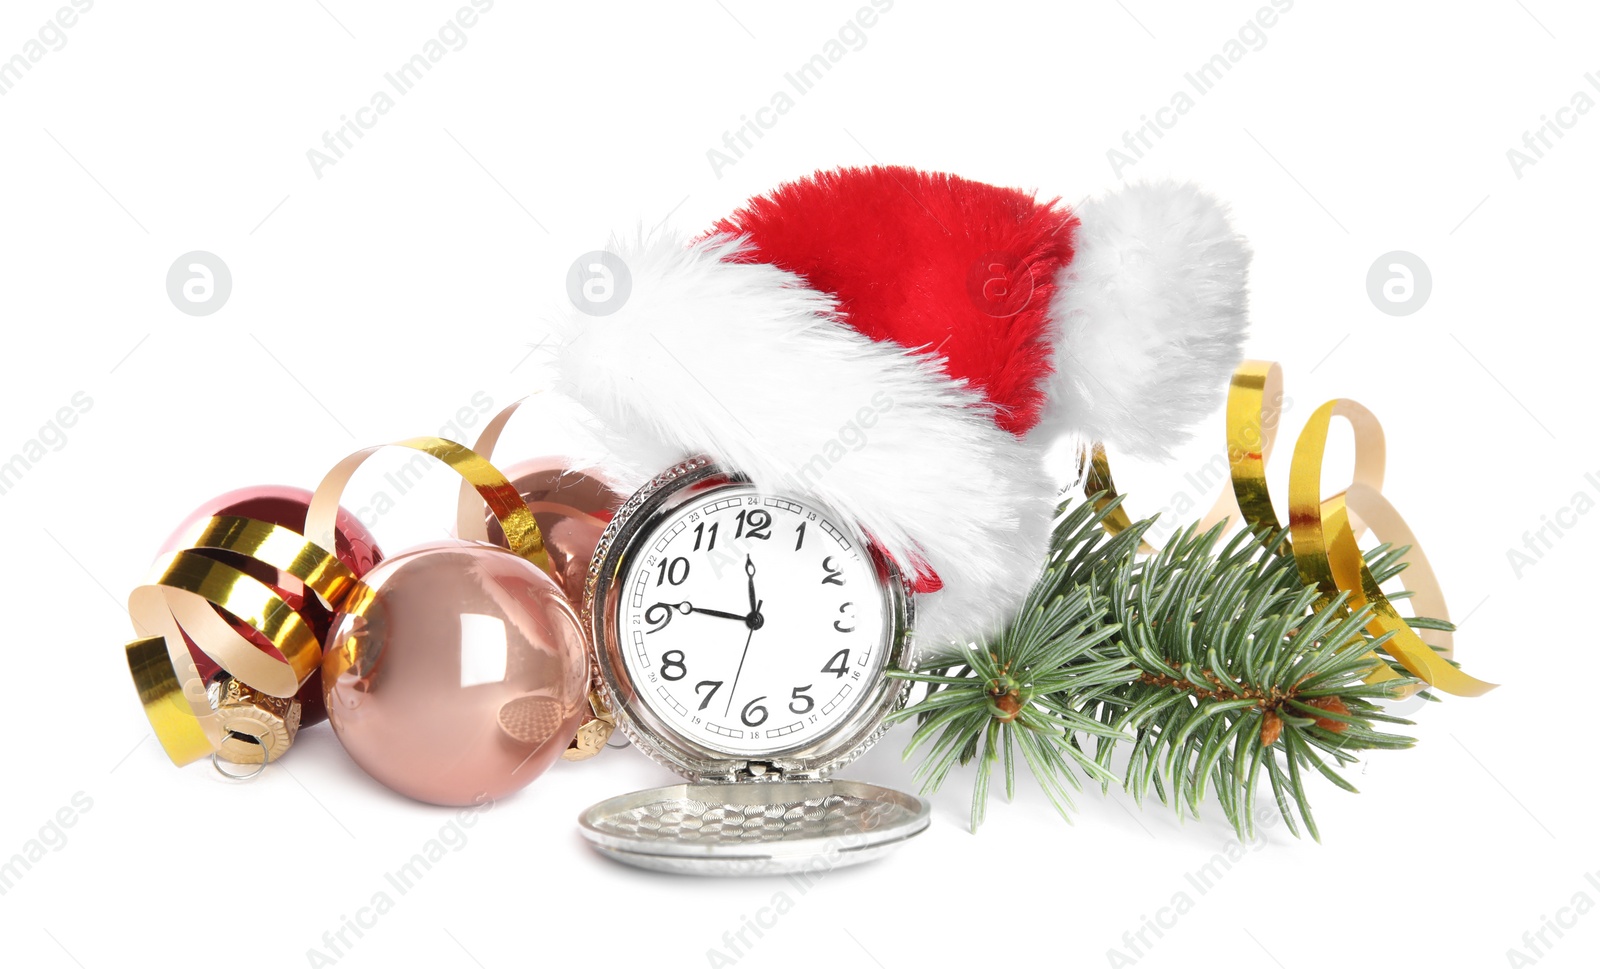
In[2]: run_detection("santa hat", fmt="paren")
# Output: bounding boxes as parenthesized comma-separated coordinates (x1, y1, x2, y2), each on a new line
(549, 166, 1250, 651)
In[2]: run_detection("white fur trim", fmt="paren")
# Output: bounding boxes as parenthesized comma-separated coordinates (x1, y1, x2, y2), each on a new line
(1034, 181, 1251, 458)
(549, 234, 1053, 652)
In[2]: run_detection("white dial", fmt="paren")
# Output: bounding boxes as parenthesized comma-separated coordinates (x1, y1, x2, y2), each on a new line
(616, 485, 888, 757)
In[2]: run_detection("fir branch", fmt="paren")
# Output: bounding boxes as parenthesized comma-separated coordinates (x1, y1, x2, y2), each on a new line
(887, 500, 1135, 830)
(893, 495, 1436, 840)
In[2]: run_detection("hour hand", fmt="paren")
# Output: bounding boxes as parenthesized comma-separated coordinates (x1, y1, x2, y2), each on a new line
(745, 554, 758, 616)
(681, 602, 748, 622)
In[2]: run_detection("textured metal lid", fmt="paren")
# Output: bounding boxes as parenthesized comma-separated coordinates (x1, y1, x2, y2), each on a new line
(578, 779, 930, 876)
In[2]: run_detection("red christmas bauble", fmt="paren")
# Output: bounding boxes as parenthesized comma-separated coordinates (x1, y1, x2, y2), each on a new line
(159, 484, 382, 725)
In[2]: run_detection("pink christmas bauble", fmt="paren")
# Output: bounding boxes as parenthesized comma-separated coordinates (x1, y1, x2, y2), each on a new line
(321, 541, 588, 806)
(159, 484, 382, 726)
(483, 458, 622, 603)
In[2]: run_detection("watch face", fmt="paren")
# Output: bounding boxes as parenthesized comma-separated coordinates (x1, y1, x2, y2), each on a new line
(614, 484, 889, 757)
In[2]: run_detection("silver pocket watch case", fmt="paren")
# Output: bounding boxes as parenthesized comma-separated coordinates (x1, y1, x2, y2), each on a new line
(577, 459, 930, 875)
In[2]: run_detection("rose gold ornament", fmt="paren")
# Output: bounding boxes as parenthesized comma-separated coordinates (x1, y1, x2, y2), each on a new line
(482, 458, 624, 759)
(483, 458, 621, 603)
(321, 540, 588, 806)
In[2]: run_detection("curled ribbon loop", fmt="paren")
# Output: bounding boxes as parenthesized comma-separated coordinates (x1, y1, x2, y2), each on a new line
(1288, 400, 1494, 697)
(1086, 359, 1496, 698)
(306, 436, 551, 577)
(453, 399, 609, 544)
(124, 519, 357, 766)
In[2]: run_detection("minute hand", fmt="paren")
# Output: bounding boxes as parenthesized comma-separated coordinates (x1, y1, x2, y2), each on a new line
(723, 599, 762, 717)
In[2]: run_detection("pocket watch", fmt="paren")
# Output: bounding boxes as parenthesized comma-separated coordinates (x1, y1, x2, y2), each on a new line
(577, 457, 930, 875)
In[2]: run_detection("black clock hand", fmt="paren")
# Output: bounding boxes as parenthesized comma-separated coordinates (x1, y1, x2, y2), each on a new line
(723, 599, 762, 717)
(679, 602, 748, 622)
(645, 600, 746, 632)
(745, 554, 758, 619)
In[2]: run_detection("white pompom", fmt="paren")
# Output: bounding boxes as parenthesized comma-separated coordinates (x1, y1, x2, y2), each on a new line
(1035, 181, 1251, 459)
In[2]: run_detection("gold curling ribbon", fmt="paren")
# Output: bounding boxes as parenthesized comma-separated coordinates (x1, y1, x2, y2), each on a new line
(1087, 359, 1496, 698)
(454, 399, 537, 546)
(129, 436, 554, 767)
(125, 518, 359, 766)
(305, 435, 550, 575)
(467, 401, 613, 548)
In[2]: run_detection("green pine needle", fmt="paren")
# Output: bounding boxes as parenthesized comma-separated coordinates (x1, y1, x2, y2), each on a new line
(892, 494, 1437, 839)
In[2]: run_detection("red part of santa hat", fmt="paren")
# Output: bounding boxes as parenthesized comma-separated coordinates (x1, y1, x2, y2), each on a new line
(552, 166, 1249, 651)
(709, 168, 1077, 436)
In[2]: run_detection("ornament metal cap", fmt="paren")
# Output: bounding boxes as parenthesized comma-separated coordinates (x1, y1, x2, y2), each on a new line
(563, 691, 616, 762)
(207, 675, 301, 764)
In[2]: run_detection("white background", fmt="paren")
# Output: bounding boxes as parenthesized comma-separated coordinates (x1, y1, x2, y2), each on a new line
(1, 1, 1595, 967)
